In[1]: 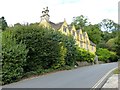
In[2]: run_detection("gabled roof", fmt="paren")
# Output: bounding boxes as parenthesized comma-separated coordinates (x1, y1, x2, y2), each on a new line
(90, 41, 96, 46)
(49, 21, 64, 30)
(82, 32, 86, 37)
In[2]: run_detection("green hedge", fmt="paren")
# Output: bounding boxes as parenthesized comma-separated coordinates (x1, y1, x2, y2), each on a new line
(2, 24, 96, 84)
(96, 48, 118, 62)
(75, 46, 95, 63)
(2, 30, 28, 84)
(10, 25, 68, 71)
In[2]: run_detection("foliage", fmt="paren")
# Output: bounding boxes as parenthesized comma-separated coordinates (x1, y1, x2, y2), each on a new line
(115, 32, 120, 56)
(0, 16, 8, 31)
(75, 46, 95, 63)
(71, 15, 102, 44)
(2, 30, 28, 84)
(113, 68, 119, 74)
(100, 19, 118, 32)
(96, 48, 118, 62)
(100, 31, 117, 42)
(84, 24, 102, 44)
(9, 25, 67, 71)
(71, 15, 90, 30)
(63, 35, 77, 66)
(106, 38, 117, 51)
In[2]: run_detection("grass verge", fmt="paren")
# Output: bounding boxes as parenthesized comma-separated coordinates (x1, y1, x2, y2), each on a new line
(113, 68, 119, 74)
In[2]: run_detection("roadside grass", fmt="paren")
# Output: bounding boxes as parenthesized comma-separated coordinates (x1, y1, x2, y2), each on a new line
(0, 65, 2, 86)
(113, 68, 119, 74)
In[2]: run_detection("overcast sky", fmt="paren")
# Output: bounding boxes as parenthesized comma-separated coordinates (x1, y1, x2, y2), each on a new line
(0, 0, 119, 26)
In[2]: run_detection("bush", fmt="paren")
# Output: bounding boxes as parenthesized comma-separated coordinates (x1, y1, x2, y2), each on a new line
(75, 46, 95, 63)
(2, 24, 80, 84)
(2, 30, 28, 84)
(9, 25, 68, 71)
(63, 35, 77, 66)
(96, 48, 118, 62)
(109, 52, 118, 62)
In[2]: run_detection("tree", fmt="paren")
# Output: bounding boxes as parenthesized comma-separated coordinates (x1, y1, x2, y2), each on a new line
(101, 31, 113, 42)
(71, 15, 90, 30)
(14, 23, 22, 27)
(106, 38, 117, 51)
(116, 32, 120, 56)
(0, 16, 8, 31)
(84, 24, 102, 44)
(100, 19, 118, 32)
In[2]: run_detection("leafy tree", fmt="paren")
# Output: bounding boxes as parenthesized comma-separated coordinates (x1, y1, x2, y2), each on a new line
(100, 19, 118, 32)
(101, 31, 116, 42)
(14, 23, 22, 27)
(96, 48, 118, 62)
(84, 24, 102, 44)
(116, 32, 120, 56)
(0, 16, 8, 31)
(71, 15, 90, 30)
(106, 38, 117, 51)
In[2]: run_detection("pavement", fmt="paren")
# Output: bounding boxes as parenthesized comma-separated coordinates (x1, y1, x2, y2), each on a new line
(2, 62, 118, 88)
(102, 74, 118, 88)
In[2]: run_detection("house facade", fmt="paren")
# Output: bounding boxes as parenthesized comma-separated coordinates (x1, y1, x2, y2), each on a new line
(39, 7, 96, 54)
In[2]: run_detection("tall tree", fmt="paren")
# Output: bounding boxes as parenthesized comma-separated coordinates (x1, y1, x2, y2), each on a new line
(100, 19, 118, 32)
(115, 32, 120, 56)
(0, 16, 8, 31)
(84, 24, 102, 44)
(71, 15, 90, 30)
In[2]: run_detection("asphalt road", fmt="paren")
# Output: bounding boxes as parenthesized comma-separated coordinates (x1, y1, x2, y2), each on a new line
(3, 62, 118, 88)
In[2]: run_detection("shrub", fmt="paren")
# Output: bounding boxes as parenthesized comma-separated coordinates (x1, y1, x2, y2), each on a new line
(96, 48, 118, 62)
(63, 35, 77, 66)
(47, 31, 77, 66)
(96, 48, 111, 62)
(9, 25, 68, 71)
(109, 52, 118, 62)
(75, 46, 95, 63)
(2, 30, 28, 84)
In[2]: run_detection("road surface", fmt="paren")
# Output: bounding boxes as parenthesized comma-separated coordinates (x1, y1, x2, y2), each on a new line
(3, 62, 118, 88)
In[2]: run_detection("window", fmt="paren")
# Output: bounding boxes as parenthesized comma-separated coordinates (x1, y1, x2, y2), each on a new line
(86, 42, 89, 50)
(80, 34, 82, 40)
(73, 31, 75, 36)
(80, 41, 83, 48)
(63, 26, 67, 32)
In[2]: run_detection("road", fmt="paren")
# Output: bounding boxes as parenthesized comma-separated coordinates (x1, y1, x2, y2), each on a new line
(3, 62, 118, 88)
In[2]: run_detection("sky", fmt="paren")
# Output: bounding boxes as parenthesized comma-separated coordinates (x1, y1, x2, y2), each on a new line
(0, 0, 119, 26)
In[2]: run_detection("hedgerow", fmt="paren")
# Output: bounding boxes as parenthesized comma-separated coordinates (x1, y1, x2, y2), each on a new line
(2, 30, 28, 84)
(2, 24, 96, 84)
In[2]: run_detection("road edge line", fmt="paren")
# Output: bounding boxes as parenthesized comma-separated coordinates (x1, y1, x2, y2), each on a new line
(91, 67, 118, 89)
